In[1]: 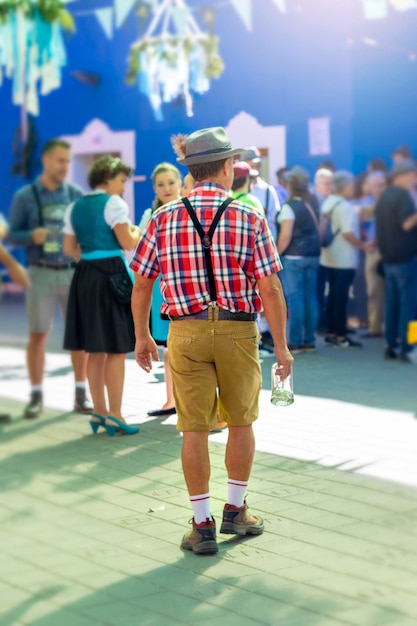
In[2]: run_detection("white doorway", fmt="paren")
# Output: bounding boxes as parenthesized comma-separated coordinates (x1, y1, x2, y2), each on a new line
(61, 119, 136, 219)
(226, 111, 286, 185)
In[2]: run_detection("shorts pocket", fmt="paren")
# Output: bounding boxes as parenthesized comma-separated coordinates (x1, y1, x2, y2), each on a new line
(168, 331, 196, 368)
(231, 331, 260, 345)
(231, 333, 260, 362)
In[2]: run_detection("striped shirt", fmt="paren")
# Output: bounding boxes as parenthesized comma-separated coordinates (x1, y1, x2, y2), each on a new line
(130, 182, 282, 317)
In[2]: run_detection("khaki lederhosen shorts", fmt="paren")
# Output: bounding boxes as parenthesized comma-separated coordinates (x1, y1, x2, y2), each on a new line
(26, 266, 75, 334)
(168, 314, 261, 432)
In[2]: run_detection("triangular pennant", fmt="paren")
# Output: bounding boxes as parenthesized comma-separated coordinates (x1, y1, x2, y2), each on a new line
(230, 0, 252, 31)
(362, 0, 388, 19)
(270, 0, 287, 12)
(114, 0, 137, 28)
(95, 8, 114, 39)
(390, 0, 417, 10)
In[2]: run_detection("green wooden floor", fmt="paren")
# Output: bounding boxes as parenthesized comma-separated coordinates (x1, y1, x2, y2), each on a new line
(1, 396, 416, 626)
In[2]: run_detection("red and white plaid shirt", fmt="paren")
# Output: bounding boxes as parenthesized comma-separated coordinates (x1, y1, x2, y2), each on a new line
(130, 182, 282, 317)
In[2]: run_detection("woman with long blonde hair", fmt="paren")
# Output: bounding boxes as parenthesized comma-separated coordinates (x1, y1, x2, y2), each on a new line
(141, 163, 183, 417)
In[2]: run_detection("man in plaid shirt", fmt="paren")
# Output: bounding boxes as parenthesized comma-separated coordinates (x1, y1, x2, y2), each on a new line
(131, 127, 293, 555)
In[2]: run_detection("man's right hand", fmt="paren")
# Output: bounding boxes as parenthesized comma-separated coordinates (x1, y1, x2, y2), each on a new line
(31, 228, 50, 245)
(134, 334, 160, 373)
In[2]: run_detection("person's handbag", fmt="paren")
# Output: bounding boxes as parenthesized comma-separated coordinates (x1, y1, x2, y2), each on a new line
(318, 200, 343, 248)
(107, 272, 133, 304)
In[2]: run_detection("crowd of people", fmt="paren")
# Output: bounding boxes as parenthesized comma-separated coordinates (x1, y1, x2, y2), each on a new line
(1, 130, 416, 554)
(271, 147, 417, 362)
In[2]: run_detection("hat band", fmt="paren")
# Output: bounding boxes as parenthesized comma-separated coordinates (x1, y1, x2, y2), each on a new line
(186, 145, 233, 159)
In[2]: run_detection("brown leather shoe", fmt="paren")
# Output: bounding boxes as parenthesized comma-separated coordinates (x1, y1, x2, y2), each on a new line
(181, 517, 218, 555)
(220, 501, 264, 536)
(74, 388, 93, 414)
(24, 391, 43, 419)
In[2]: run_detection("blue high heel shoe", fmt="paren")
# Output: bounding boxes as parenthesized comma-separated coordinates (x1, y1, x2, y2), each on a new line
(89, 413, 106, 434)
(105, 416, 140, 437)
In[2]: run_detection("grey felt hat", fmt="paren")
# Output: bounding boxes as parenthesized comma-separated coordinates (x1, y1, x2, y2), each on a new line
(391, 145, 411, 158)
(177, 127, 243, 166)
(391, 159, 417, 179)
(240, 146, 262, 163)
(286, 165, 310, 189)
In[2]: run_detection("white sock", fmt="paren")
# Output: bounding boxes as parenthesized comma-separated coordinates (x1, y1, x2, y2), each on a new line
(227, 479, 248, 508)
(31, 385, 43, 393)
(75, 382, 86, 390)
(190, 493, 212, 524)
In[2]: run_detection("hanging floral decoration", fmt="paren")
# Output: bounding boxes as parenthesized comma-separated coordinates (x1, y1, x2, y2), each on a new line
(0, 0, 75, 116)
(126, 0, 224, 120)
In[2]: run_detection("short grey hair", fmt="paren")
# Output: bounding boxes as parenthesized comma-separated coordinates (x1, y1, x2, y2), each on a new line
(314, 168, 333, 184)
(332, 170, 354, 194)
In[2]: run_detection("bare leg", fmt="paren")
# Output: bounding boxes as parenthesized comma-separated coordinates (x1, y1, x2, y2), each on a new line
(105, 354, 126, 421)
(162, 349, 175, 409)
(182, 431, 210, 495)
(71, 350, 88, 382)
(87, 353, 108, 418)
(225, 425, 255, 481)
(27, 331, 49, 386)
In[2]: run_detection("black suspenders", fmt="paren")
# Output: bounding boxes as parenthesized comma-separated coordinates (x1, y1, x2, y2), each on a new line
(181, 196, 234, 303)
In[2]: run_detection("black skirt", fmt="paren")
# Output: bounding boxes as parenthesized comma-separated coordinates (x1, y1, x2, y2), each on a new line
(64, 258, 135, 354)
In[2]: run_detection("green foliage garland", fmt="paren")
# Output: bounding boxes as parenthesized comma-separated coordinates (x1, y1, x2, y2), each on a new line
(0, 0, 74, 31)
(126, 34, 224, 85)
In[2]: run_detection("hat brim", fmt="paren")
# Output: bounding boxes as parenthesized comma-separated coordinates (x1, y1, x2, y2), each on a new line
(177, 148, 244, 167)
(392, 166, 417, 178)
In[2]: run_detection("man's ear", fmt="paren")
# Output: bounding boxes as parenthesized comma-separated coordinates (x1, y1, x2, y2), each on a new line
(224, 158, 233, 176)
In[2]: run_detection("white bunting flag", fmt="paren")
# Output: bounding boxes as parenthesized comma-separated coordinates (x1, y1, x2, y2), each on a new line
(270, 0, 287, 13)
(362, 0, 388, 18)
(114, 0, 137, 28)
(230, 0, 252, 31)
(95, 8, 114, 39)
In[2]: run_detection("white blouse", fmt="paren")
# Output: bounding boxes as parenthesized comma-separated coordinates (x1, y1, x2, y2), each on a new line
(62, 190, 131, 235)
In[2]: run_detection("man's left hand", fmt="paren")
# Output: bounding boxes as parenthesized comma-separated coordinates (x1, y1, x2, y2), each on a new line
(135, 335, 160, 372)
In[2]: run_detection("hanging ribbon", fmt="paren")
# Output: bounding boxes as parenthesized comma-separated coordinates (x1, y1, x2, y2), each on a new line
(0, 1, 73, 116)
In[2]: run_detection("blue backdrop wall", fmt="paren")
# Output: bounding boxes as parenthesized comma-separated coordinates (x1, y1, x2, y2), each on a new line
(1, 0, 416, 221)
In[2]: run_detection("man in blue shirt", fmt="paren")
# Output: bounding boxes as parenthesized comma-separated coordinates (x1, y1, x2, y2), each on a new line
(8, 139, 92, 418)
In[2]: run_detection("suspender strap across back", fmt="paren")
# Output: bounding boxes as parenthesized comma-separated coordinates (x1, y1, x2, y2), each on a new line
(181, 196, 234, 302)
(32, 184, 45, 260)
(31, 184, 44, 227)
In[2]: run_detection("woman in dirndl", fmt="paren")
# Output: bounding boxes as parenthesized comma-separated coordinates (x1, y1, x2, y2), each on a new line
(63, 156, 141, 436)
